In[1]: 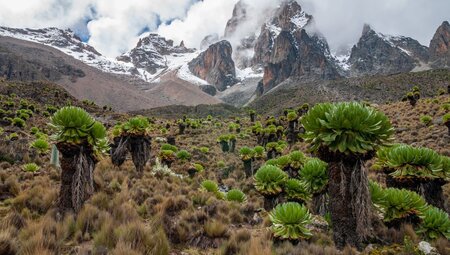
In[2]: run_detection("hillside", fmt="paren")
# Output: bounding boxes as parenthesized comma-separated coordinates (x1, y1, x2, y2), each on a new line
(0, 36, 220, 112)
(249, 69, 450, 115)
(0, 80, 449, 254)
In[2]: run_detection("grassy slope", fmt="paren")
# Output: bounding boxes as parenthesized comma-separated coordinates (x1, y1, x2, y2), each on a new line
(0, 80, 449, 254)
(249, 69, 450, 115)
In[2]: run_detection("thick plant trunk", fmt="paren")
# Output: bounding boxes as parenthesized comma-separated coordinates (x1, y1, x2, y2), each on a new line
(250, 114, 255, 122)
(219, 141, 229, 152)
(243, 159, 253, 178)
(111, 136, 128, 167)
(127, 136, 151, 173)
(263, 194, 280, 211)
(57, 143, 96, 215)
(229, 139, 236, 153)
(320, 150, 372, 250)
(311, 191, 328, 216)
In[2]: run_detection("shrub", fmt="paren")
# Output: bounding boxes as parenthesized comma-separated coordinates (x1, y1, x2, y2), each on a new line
(417, 207, 450, 240)
(193, 163, 204, 172)
(49, 106, 109, 157)
(239, 147, 255, 161)
(226, 189, 247, 203)
(269, 202, 313, 240)
(377, 188, 428, 223)
(201, 180, 219, 193)
(30, 127, 39, 135)
(443, 113, 450, 123)
(22, 163, 40, 173)
(284, 179, 311, 202)
(287, 112, 298, 122)
(161, 144, 178, 152)
(420, 115, 433, 126)
(176, 150, 191, 161)
(374, 144, 444, 180)
(299, 158, 328, 194)
(8, 133, 19, 141)
(254, 165, 288, 196)
(199, 147, 209, 154)
(289, 151, 307, 169)
(254, 146, 265, 159)
(120, 116, 150, 136)
(301, 102, 394, 154)
(12, 117, 26, 128)
(30, 139, 50, 154)
(275, 155, 291, 169)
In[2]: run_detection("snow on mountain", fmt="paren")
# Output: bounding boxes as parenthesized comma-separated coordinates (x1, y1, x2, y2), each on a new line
(0, 26, 152, 79)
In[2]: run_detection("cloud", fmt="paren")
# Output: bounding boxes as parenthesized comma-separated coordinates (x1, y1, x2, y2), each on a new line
(157, 0, 239, 49)
(0, 0, 448, 57)
(299, 0, 450, 52)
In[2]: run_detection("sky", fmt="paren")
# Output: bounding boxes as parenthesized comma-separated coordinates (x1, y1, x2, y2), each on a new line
(0, 0, 448, 57)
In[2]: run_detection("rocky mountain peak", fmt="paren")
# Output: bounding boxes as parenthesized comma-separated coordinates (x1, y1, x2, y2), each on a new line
(429, 21, 450, 68)
(0, 26, 101, 57)
(252, 0, 312, 66)
(188, 40, 238, 92)
(224, 0, 248, 38)
(348, 25, 421, 76)
(117, 33, 195, 74)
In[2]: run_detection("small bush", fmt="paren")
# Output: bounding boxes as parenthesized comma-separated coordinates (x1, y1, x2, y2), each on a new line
(12, 117, 26, 128)
(22, 163, 40, 173)
(30, 139, 50, 154)
(226, 189, 247, 203)
(420, 115, 433, 126)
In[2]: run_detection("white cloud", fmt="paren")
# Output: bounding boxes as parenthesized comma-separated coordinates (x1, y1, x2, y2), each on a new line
(157, 0, 239, 49)
(0, 0, 448, 57)
(299, 0, 450, 52)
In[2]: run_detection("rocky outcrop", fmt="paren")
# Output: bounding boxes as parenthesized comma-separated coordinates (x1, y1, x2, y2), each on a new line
(188, 40, 238, 91)
(252, 0, 312, 66)
(389, 36, 429, 63)
(348, 25, 418, 76)
(224, 0, 248, 38)
(429, 21, 450, 68)
(261, 29, 340, 93)
(117, 34, 195, 74)
(253, 0, 339, 94)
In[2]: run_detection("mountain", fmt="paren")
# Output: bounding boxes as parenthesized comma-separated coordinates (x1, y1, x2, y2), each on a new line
(117, 34, 195, 76)
(429, 21, 450, 68)
(348, 24, 421, 76)
(188, 40, 239, 92)
(0, 2, 449, 111)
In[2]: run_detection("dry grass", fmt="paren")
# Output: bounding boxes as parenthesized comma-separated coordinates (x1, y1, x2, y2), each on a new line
(0, 87, 449, 254)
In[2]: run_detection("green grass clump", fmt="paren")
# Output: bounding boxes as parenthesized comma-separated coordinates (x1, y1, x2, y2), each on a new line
(22, 163, 40, 173)
(226, 189, 247, 203)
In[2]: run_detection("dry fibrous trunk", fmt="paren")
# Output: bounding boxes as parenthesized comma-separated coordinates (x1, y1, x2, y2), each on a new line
(250, 114, 255, 122)
(263, 194, 281, 211)
(320, 149, 372, 250)
(386, 177, 447, 212)
(445, 121, 450, 136)
(111, 136, 129, 167)
(57, 143, 96, 215)
(311, 191, 329, 216)
(127, 136, 151, 173)
(243, 159, 253, 178)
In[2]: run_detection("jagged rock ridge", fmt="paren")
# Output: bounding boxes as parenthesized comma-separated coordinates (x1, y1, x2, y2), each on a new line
(188, 40, 239, 92)
(429, 21, 450, 68)
(117, 34, 195, 74)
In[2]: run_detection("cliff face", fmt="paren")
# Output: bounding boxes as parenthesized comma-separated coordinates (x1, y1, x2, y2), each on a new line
(188, 40, 238, 91)
(429, 21, 450, 68)
(253, 1, 339, 94)
(261, 29, 340, 93)
(348, 25, 418, 76)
